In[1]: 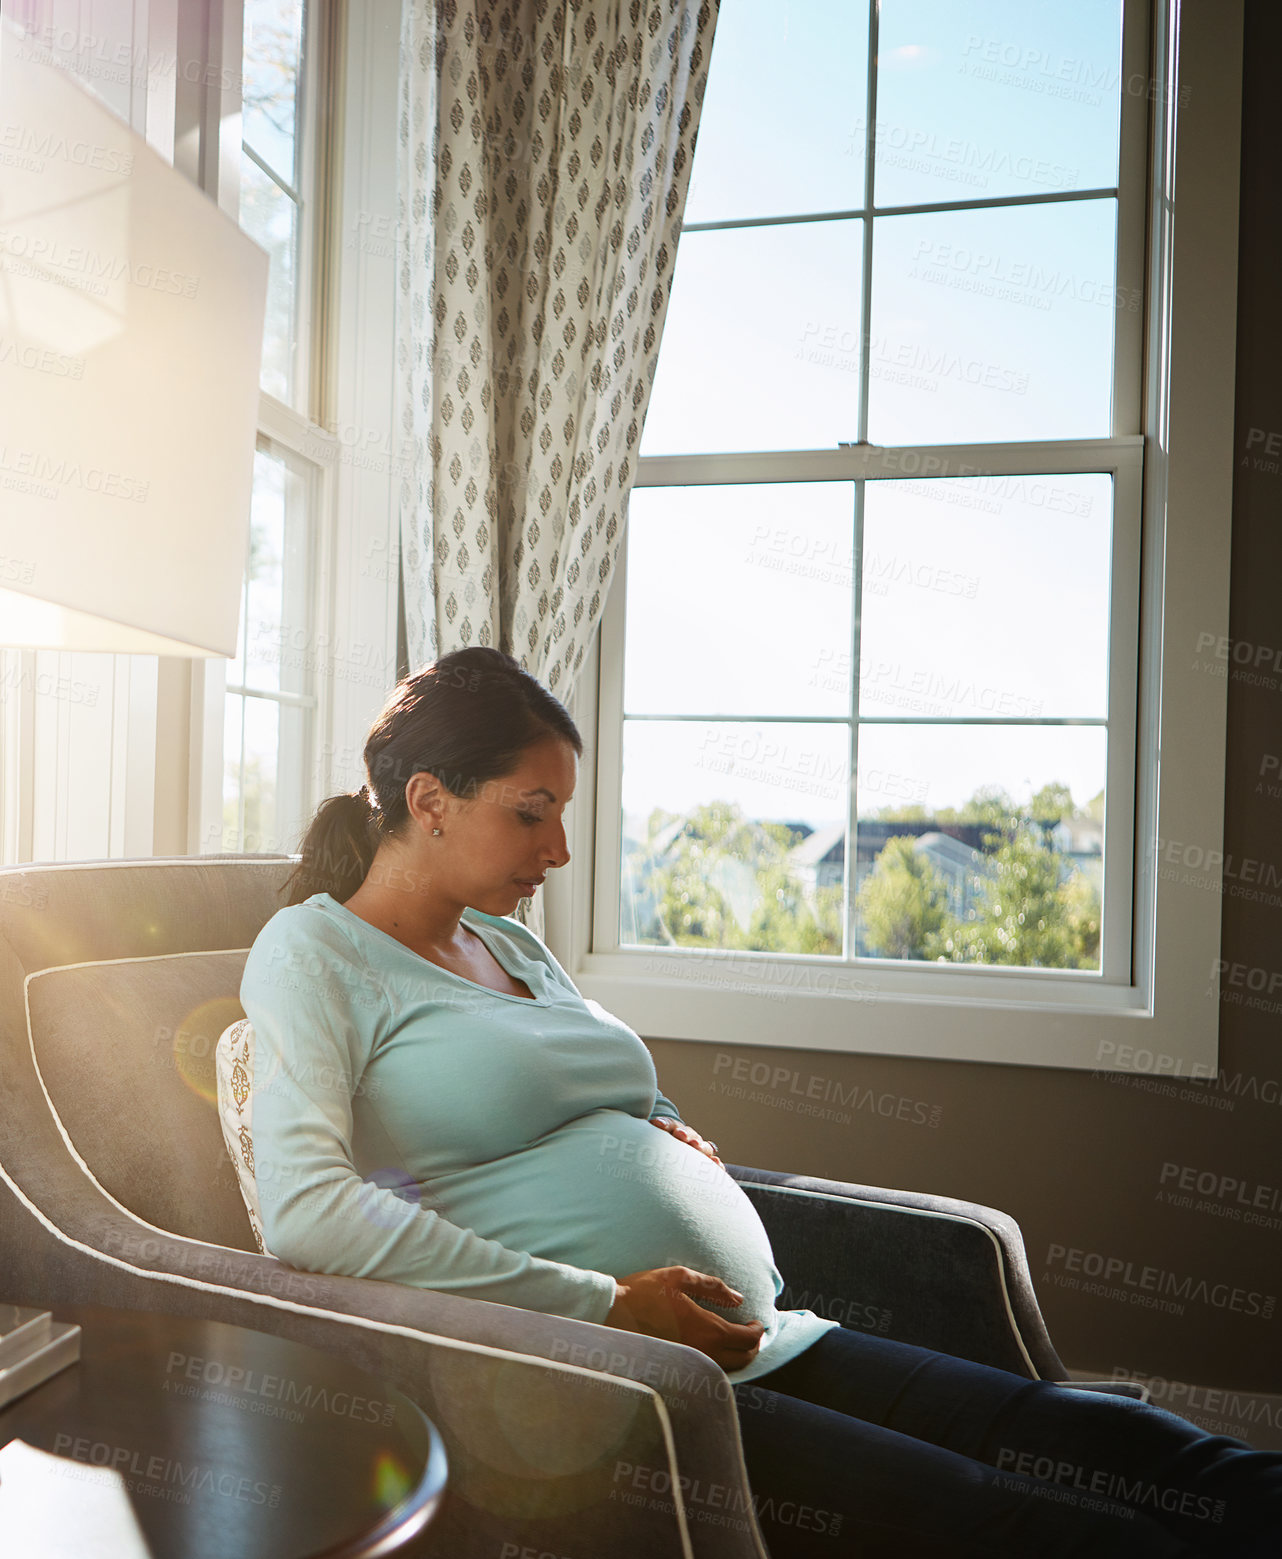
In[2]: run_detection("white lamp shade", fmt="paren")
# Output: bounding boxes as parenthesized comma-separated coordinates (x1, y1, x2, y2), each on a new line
(0, 17, 269, 657)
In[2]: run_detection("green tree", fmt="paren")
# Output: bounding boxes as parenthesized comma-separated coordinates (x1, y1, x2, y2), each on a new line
(645, 807, 681, 840)
(857, 836, 953, 959)
(806, 882, 846, 954)
(750, 866, 843, 955)
(957, 784, 1018, 826)
(910, 785, 1018, 831)
(1062, 868, 1102, 968)
(935, 816, 1081, 968)
(648, 808, 738, 948)
(630, 780, 1102, 967)
(645, 802, 776, 950)
(1030, 781, 1075, 826)
(638, 803, 844, 954)
(870, 803, 931, 824)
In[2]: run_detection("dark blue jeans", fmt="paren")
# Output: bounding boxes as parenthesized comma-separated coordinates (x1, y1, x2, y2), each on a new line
(732, 1327, 1282, 1557)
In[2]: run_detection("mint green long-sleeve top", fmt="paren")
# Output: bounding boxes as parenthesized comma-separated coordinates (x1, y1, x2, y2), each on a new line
(239, 892, 838, 1383)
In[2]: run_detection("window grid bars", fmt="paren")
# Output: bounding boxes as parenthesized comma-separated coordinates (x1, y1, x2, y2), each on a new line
(680, 183, 1121, 235)
(613, 3, 1144, 980)
(228, 0, 330, 853)
(242, 139, 303, 204)
(849, 0, 878, 958)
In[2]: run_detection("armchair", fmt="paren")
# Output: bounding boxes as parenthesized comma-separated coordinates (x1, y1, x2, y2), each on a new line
(0, 856, 1122, 1557)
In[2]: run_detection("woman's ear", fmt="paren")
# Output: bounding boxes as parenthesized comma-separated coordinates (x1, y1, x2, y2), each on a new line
(404, 771, 448, 836)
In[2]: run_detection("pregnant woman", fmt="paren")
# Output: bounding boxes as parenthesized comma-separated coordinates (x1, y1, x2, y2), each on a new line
(240, 646, 1281, 1558)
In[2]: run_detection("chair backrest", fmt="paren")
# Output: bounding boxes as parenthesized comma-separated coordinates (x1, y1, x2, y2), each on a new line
(0, 857, 295, 1250)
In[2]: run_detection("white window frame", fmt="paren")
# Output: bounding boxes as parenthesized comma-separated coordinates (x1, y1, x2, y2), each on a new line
(189, 0, 403, 851)
(549, 0, 1241, 1077)
(216, 0, 332, 856)
(0, 0, 401, 865)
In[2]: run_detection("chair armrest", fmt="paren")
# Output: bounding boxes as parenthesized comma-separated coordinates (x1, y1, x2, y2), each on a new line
(731, 1164, 1068, 1381)
(5, 1175, 769, 1559)
(1064, 1378, 1151, 1401)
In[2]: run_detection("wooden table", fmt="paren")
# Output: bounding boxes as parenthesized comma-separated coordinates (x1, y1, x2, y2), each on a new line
(0, 1303, 447, 1558)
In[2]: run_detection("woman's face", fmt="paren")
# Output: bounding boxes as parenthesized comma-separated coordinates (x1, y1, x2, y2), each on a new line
(406, 736, 578, 916)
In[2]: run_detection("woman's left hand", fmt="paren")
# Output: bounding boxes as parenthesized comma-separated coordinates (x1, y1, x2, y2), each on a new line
(650, 1116, 725, 1170)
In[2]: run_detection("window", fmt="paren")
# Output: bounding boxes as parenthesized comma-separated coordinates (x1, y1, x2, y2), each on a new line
(217, 0, 404, 857)
(0, 0, 400, 868)
(240, 0, 313, 411)
(611, 0, 1140, 973)
(558, 0, 1240, 1072)
(222, 440, 317, 853)
(221, 0, 331, 854)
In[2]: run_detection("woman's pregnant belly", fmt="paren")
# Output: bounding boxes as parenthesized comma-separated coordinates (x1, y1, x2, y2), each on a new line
(426, 1109, 786, 1331)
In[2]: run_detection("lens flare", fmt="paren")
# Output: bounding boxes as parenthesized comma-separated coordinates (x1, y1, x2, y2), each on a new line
(373, 1449, 414, 1509)
(168, 997, 244, 1105)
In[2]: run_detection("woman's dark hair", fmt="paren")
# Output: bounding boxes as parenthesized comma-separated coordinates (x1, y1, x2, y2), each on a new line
(282, 646, 582, 906)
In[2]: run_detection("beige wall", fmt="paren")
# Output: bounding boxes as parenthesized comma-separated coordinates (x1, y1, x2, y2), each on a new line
(648, 1, 1282, 1396)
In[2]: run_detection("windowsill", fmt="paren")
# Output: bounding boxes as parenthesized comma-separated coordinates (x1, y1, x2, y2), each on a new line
(582, 947, 1146, 1009)
(570, 956, 1214, 1076)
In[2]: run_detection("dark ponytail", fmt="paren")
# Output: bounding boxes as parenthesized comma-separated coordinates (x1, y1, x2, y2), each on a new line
(280, 789, 379, 907)
(282, 647, 582, 906)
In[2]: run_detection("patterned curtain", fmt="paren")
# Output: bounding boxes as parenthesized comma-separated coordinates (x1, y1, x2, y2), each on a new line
(396, 0, 718, 933)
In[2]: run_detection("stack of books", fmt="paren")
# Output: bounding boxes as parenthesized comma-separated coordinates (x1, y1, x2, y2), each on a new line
(0, 1305, 81, 1410)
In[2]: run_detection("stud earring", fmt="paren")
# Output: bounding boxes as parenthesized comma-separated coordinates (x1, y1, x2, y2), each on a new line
(432, 827, 442, 836)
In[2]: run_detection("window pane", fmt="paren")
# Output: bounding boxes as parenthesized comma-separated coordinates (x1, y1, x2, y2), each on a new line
(685, 0, 870, 223)
(620, 720, 848, 955)
(858, 474, 1111, 721)
(621, 0, 1138, 987)
(875, 0, 1123, 207)
(245, 449, 285, 692)
(869, 199, 1118, 443)
(222, 693, 246, 851)
(853, 723, 1106, 969)
(223, 695, 310, 854)
(240, 155, 299, 404)
(641, 222, 864, 456)
(227, 440, 313, 856)
(229, 572, 249, 687)
(624, 484, 853, 718)
(244, 444, 312, 694)
(243, 0, 305, 185)
(241, 696, 280, 852)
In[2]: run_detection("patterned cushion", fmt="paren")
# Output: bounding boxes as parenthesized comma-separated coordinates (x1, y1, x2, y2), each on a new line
(214, 1019, 268, 1255)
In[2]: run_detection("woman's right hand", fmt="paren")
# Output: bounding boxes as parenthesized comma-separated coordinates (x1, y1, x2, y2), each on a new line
(605, 1266, 766, 1372)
